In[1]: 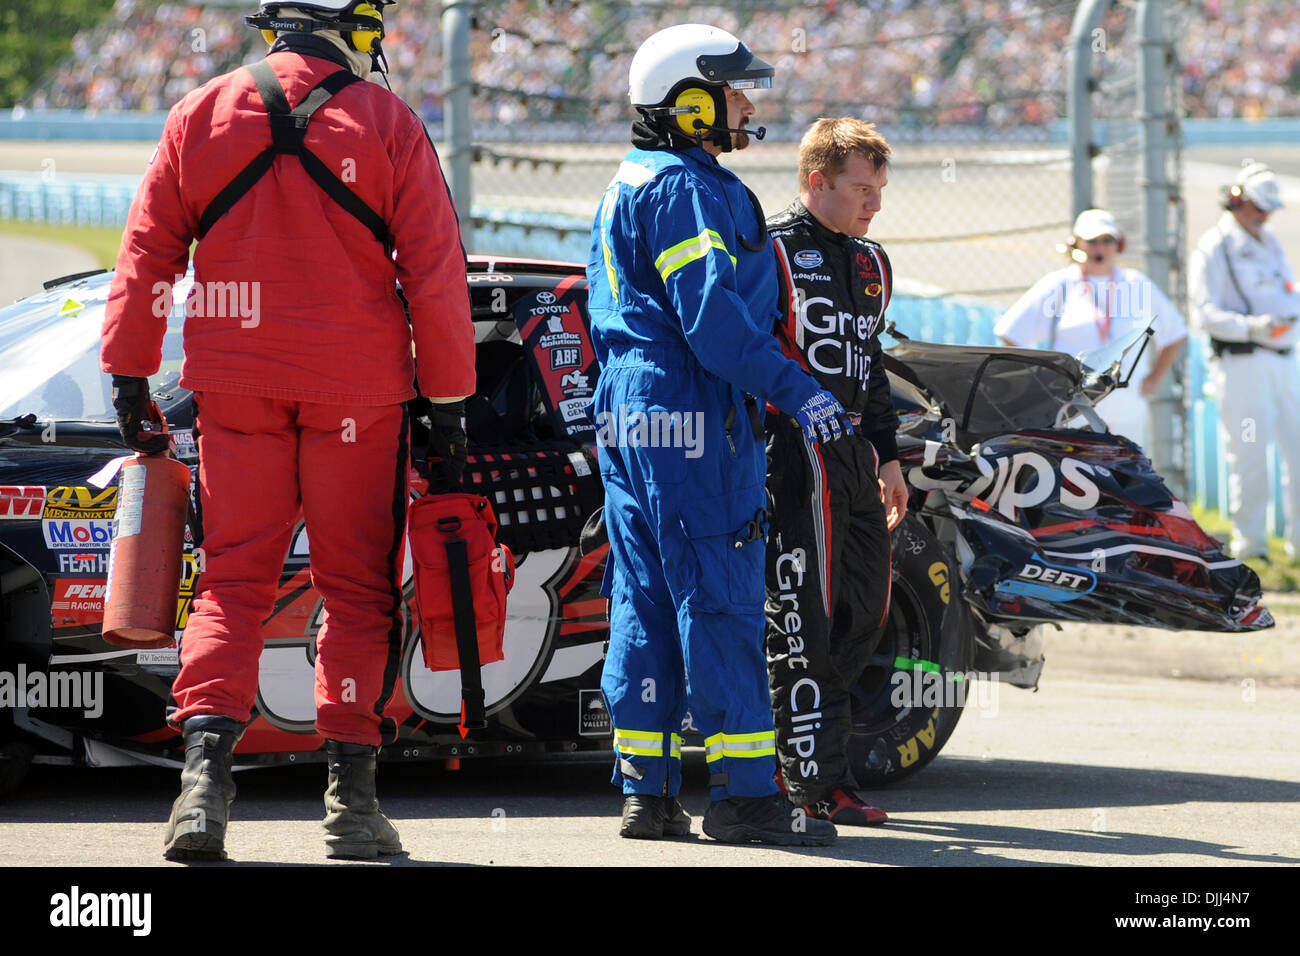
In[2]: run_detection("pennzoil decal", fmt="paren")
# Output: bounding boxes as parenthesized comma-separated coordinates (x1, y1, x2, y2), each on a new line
(51, 578, 108, 625)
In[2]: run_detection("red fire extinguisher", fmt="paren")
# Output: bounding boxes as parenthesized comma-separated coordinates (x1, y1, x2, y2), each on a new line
(102, 453, 193, 649)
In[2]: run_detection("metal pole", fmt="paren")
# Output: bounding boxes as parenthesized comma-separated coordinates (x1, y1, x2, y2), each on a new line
(1068, 0, 1113, 217)
(1137, 0, 1184, 493)
(442, 0, 473, 251)
(1138, 0, 1171, 295)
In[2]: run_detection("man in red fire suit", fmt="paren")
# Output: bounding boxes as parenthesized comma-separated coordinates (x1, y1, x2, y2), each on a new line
(99, 0, 475, 861)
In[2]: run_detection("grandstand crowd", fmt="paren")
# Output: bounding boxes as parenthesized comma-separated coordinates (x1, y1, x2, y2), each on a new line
(25, 0, 1300, 127)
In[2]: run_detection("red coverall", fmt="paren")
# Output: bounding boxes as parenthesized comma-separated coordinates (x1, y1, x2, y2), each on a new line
(100, 50, 475, 744)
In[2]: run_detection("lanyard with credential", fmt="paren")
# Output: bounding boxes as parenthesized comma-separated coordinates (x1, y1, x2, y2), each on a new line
(1080, 266, 1115, 343)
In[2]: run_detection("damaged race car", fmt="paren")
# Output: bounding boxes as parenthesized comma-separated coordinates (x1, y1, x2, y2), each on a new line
(0, 257, 1271, 797)
(0, 257, 610, 796)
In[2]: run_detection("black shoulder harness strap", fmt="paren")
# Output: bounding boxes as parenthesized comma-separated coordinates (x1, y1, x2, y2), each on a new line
(197, 59, 392, 251)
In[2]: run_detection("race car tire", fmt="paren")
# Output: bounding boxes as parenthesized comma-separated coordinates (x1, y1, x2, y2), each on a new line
(846, 515, 975, 786)
(0, 739, 34, 799)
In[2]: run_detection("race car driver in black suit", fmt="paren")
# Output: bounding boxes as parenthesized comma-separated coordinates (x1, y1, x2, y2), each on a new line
(764, 117, 906, 826)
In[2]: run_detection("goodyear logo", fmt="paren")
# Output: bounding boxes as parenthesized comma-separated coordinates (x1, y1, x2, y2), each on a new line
(895, 708, 940, 768)
(42, 485, 118, 520)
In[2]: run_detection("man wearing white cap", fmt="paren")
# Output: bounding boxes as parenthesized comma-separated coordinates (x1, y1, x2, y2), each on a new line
(996, 208, 1187, 450)
(1189, 162, 1300, 561)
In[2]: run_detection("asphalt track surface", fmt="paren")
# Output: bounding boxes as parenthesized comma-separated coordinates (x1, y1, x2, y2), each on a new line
(2, 606, 1298, 868)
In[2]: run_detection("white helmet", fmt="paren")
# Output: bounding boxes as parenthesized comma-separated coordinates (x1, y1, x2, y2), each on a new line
(1233, 162, 1283, 212)
(629, 24, 774, 107)
(628, 24, 773, 152)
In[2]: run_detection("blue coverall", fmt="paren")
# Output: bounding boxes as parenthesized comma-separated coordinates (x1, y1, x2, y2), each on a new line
(586, 145, 821, 801)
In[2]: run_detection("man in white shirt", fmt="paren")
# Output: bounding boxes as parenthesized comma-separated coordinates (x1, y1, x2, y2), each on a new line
(995, 208, 1187, 451)
(1188, 162, 1300, 561)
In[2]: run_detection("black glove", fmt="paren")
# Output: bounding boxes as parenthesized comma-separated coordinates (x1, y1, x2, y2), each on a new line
(424, 400, 467, 493)
(110, 375, 170, 455)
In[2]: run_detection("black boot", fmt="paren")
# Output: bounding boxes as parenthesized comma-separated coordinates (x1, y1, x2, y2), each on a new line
(703, 793, 837, 846)
(619, 795, 693, 839)
(323, 740, 403, 860)
(163, 715, 245, 862)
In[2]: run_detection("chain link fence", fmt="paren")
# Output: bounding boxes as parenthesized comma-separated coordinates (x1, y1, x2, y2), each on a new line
(466, 0, 1095, 309)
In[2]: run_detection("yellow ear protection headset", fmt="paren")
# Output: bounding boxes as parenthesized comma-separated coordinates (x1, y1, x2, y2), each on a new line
(669, 86, 720, 138)
(248, 3, 385, 53)
(642, 80, 730, 148)
(1223, 184, 1246, 211)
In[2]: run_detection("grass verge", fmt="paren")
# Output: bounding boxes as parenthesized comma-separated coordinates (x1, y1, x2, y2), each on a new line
(0, 220, 123, 269)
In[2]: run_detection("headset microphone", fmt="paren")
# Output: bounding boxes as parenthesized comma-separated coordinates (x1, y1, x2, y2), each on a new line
(700, 123, 766, 139)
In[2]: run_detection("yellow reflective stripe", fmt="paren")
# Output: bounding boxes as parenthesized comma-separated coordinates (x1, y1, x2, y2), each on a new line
(654, 228, 735, 282)
(602, 232, 618, 303)
(703, 730, 777, 760)
(669, 734, 683, 759)
(723, 743, 777, 759)
(598, 189, 620, 305)
(614, 727, 664, 758)
(615, 728, 662, 739)
(725, 731, 775, 743)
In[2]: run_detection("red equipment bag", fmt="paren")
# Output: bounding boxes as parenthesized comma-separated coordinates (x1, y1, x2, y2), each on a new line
(407, 493, 514, 729)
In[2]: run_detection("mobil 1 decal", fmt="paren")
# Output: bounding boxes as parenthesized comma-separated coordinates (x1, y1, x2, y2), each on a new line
(514, 278, 598, 443)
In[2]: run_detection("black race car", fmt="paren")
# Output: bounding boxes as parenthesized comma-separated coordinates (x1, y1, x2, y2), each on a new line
(0, 257, 611, 795)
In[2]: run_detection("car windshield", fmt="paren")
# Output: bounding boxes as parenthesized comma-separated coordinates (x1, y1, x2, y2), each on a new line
(1075, 321, 1151, 382)
(0, 273, 187, 421)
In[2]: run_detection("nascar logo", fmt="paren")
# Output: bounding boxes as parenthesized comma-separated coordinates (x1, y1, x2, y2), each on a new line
(793, 249, 824, 268)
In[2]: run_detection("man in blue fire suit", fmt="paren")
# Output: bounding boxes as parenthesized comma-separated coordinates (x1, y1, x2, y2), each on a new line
(586, 23, 850, 845)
